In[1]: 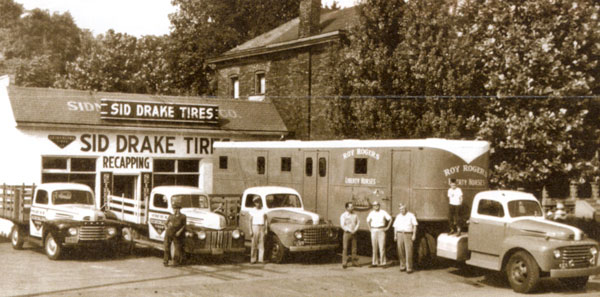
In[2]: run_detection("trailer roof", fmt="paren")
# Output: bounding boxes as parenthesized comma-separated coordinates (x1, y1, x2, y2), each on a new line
(215, 139, 490, 164)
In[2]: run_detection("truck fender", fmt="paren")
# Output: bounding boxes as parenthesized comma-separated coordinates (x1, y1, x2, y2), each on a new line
(266, 223, 293, 248)
(501, 236, 553, 272)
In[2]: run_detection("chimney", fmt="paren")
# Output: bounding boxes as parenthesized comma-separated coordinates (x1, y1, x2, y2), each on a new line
(299, 0, 321, 38)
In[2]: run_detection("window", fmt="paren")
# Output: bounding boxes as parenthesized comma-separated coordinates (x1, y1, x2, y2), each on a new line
(477, 199, 505, 217)
(52, 190, 94, 205)
(266, 194, 301, 208)
(231, 76, 239, 99)
(256, 72, 266, 94)
(354, 158, 368, 174)
(281, 157, 292, 172)
(305, 157, 313, 177)
(154, 159, 175, 172)
(154, 194, 168, 209)
(245, 194, 261, 208)
(42, 157, 67, 170)
(113, 175, 136, 199)
(508, 200, 543, 218)
(178, 160, 199, 173)
(319, 157, 327, 177)
(71, 158, 96, 172)
(219, 156, 228, 169)
(41, 157, 96, 190)
(174, 194, 209, 208)
(153, 159, 201, 187)
(35, 190, 48, 205)
(257, 157, 265, 175)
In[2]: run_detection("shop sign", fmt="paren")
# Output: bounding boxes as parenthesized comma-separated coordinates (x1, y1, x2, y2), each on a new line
(48, 135, 76, 149)
(100, 99, 219, 124)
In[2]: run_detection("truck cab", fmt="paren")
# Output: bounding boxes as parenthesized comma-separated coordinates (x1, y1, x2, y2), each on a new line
(15, 183, 120, 260)
(437, 190, 600, 293)
(239, 186, 339, 263)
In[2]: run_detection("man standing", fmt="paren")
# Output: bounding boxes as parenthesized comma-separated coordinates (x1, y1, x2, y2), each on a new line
(248, 196, 268, 264)
(447, 179, 463, 235)
(366, 201, 391, 267)
(340, 202, 359, 269)
(164, 199, 187, 267)
(393, 203, 418, 273)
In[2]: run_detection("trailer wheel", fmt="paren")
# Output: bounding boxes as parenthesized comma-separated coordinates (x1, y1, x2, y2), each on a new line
(268, 236, 288, 264)
(10, 226, 24, 250)
(416, 232, 436, 269)
(559, 276, 589, 290)
(506, 251, 540, 293)
(45, 233, 62, 260)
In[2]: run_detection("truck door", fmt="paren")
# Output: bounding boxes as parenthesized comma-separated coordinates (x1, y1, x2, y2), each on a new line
(391, 150, 411, 210)
(303, 151, 329, 218)
(29, 189, 49, 238)
(148, 192, 170, 241)
(238, 193, 260, 238)
(468, 198, 506, 255)
(302, 152, 317, 213)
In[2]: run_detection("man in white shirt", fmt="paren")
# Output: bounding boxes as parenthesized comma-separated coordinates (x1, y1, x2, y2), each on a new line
(393, 203, 418, 273)
(366, 201, 391, 267)
(340, 202, 359, 269)
(248, 196, 268, 264)
(447, 179, 463, 235)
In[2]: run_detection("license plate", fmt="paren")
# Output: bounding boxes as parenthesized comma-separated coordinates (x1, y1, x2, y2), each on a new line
(211, 248, 224, 255)
(65, 236, 78, 244)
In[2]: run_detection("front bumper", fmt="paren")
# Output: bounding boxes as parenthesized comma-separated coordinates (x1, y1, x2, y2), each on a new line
(550, 265, 600, 278)
(289, 243, 338, 252)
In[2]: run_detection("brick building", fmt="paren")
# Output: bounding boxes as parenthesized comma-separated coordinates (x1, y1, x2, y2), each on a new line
(207, 0, 358, 140)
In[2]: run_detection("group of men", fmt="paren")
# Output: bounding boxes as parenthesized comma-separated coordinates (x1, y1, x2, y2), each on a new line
(340, 179, 463, 273)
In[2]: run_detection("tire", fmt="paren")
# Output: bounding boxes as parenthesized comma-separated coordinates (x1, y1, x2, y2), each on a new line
(268, 236, 288, 264)
(10, 226, 24, 250)
(506, 251, 540, 293)
(559, 276, 589, 290)
(416, 233, 436, 269)
(120, 227, 134, 255)
(45, 233, 62, 260)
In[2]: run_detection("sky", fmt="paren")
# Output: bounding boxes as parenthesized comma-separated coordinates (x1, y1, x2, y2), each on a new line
(16, 0, 358, 37)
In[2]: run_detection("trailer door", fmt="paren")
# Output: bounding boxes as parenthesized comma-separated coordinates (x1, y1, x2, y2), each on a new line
(391, 150, 411, 210)
(303, 151, 329, 218)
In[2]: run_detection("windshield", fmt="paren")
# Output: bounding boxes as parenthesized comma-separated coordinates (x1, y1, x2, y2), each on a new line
(173, 194, 209, 209)
(508, 200, 543, 218)
(52, 190, 94, 205)
(266, 194, 302, 208)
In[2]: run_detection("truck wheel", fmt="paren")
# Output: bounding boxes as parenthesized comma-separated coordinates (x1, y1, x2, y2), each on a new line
(559, 276, 589, 290)
(45, 233, 62, 260)
(120, 227, 134, 255)
(506, 251, 540, 293)
(416, 233, 436, 269)
(10, 226, 24, 250)
(269, 236, 288, 264)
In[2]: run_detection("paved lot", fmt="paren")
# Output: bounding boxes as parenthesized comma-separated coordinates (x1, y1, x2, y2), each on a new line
(2, 238, 600, 297)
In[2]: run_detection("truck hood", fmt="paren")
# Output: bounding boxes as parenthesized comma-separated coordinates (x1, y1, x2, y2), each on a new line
(267, 208, 320, 225)
(509, 217, 583, 241)
(181, 208, 226, 230)
(48, 204, 105, 221)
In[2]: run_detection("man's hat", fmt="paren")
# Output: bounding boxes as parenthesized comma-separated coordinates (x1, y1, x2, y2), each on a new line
(372, 201, 380, 206)
(253, 196, 261, 203)
(172, 197, 182, 209)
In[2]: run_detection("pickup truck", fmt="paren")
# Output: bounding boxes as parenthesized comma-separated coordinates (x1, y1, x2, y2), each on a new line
(437, 190, 600, 293)
(238, 186, 339, 263)
(1, 183, 120, 260)
(106, 186, 245, 261)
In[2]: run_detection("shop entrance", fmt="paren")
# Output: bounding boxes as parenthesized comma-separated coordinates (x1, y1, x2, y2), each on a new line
(113, 175, 137, 199)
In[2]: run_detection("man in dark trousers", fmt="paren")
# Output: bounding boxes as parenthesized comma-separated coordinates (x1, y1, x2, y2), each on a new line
(164, 198, 187, 267)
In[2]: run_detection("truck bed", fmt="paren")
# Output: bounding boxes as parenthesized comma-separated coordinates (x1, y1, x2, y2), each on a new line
(0, 184, 34, 224)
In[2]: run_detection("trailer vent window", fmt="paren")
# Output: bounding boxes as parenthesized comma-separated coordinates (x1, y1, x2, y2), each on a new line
(281, 157, 292, 172)
(354, 158, 368, 174)
(319, 158, 327, 177)
(257, 157, 265, 175)
(305, 157, 313, 177)
(219, 156, 228, 169)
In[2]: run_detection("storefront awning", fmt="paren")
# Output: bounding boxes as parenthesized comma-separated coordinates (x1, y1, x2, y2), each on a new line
(6, 86, 288, 135)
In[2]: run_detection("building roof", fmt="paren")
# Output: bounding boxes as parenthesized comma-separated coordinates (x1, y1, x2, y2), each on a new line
(5, 85, 288, 135)
(208, 7, 359, 63)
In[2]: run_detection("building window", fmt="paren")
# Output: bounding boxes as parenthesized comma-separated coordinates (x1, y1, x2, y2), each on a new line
(281, 157, 292, 172)
(305, 157, 313, 177)
(231, 76, 239, 99)
(219, 156, 228, 169)
(354, 158, 368, 174)
(257, 156, 265, 175)
(153, 159, 201, 187)
(113, 175, 137, 198)
(41, 157, 96, 190)
(256, 72, 266, 94)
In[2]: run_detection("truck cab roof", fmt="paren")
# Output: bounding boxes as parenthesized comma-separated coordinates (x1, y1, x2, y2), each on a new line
(243, 186, 300, 197)
(37, 183, 94, 192)
(473, 190, 538, 204)
(151, 186, 207, 196)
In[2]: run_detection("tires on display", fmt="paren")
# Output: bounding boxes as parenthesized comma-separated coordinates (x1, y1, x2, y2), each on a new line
(45, 233, 62, 260)
(559, 276, 589, 290)
(10, 226, 24, 250)
(506, 251, 540, 293)
(269, 235, 288, 264)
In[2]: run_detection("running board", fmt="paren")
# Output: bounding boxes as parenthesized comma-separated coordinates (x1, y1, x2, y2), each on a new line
(133, 238, 164, 251)
(466, 251, 501, 271)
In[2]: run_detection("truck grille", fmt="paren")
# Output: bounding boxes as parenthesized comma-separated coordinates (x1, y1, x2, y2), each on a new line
(209, 230, 229, 249)
(79, 225, 106, 241)
(560, 245, 594, 268)
(303, 228, 332, 245)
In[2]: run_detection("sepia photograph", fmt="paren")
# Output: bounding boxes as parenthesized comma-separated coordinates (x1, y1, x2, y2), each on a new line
(1, 0, 599, 296)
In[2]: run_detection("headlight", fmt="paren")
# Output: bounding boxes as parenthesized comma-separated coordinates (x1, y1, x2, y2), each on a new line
(553, 249, 561, 259)
(232, 229, 241, 239)
(294, 230, 303, 240)
(197, 231, 207, 240)
(68, 227, 78, 236)
(591, 247, 598, 256)
(107, 227, 116, 236)
(328, 229, 334, 238)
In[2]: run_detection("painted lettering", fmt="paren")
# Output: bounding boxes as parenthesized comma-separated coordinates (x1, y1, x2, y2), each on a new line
(463, 165, 488, 177)
(356, 148, 380, 160)
(80, 134, 109, 152)
(443, 166, 460, 176)
(102, 156, 150, 169)
(342, 149, 354, 159)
